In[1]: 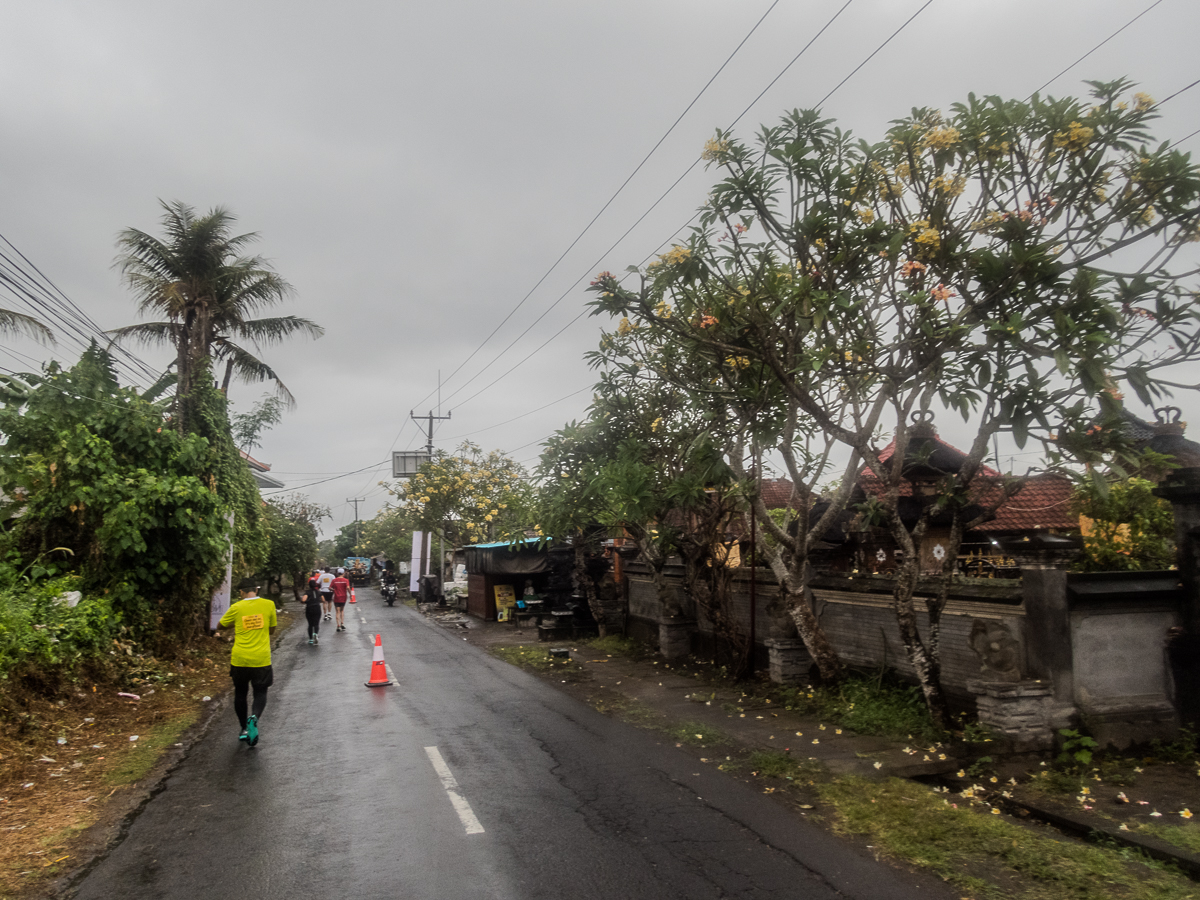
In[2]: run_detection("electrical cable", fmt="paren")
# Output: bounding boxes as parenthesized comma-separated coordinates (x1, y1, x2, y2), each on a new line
(261, 459, 391, 494)
(0, 234, 162, 386)
(441, 385, 593, 440)
(441, 0, 920, 411)
(1170, 126, 1200, 147)
(402, 0, 788, 417)
(1030, 0, 1166, 97)
(1160, 77, 1200, 106)
(812, 0, 932, 107)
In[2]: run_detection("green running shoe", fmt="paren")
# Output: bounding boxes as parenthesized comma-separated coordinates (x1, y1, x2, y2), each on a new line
(238, 729, 248, 742)
(246, 715, 259, 747)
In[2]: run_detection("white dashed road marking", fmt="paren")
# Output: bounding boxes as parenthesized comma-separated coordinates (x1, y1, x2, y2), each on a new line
(424, 746, 485, 835)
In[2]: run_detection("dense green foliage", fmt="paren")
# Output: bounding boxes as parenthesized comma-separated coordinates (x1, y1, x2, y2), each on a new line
(358, 508, 413, 568)
(385, 442, 533, 545)
(182, 359, 270, 584)
(0, 572, 118, 693)
(333, 521, 366, 560)
(0, 347, 232, 653)
(1072, 476, 1175, 571)
(260, 494, 325, 598)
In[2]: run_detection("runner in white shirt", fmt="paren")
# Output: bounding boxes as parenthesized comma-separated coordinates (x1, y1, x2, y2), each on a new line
(319, 568, 336, 620)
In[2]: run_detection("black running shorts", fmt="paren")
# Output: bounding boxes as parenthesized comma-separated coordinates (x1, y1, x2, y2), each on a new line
(229, 665, 274, 688)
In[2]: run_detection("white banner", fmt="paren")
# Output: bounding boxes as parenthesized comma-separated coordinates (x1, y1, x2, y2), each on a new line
(409, 531, 423, 593)
(209, 512, 235, 631)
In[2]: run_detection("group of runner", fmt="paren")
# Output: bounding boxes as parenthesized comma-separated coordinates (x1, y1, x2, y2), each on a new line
(303, 567, 351, 642)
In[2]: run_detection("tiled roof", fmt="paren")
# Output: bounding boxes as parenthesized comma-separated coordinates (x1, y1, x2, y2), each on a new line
(858, 469, 1075, 532)
(875, 437, 1001, 477)
(971, 475, 1076, 532)
(760, 478, 802, 510)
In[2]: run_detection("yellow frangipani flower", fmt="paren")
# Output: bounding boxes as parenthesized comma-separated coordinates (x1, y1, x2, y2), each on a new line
(1053, 121, 1094, 153)
(701, 138, 730, 160)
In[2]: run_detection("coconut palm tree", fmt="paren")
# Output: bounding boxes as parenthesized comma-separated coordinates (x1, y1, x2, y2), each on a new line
(108, 201, 322, 430)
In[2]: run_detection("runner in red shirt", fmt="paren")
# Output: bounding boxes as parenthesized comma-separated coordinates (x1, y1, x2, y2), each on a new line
(331, 571, 351, 632)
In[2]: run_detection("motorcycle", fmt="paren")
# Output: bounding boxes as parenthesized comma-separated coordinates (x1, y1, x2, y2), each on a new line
(382, 581, 398, 606)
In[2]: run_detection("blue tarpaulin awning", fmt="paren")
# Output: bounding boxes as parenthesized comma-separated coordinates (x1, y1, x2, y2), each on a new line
(464, 538, 551, 575)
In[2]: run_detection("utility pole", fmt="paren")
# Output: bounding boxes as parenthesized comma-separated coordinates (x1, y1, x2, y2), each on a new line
(409, 406, 451, 602)
(346, 497, 365, 551)
(410, 408, 452, 457)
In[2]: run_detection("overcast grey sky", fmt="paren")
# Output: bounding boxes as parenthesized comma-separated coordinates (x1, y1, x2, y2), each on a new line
(2, 0, 1198, 537)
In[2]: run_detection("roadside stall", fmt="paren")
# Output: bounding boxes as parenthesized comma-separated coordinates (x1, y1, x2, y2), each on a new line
(463, 539, 589, 636)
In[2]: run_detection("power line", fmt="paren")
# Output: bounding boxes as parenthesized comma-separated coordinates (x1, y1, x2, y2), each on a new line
(442, 385, 592, 440)
(330, 0, 952, 487)
(1160, 78, 1200, 107)
(404, 0, 787, 416)
(0, 233, 162, 387)
(442, 0, 926, 411)
(813, 0, 932, 107)
(261, 459, 391, 494)
(1171, 126, 1200, 147)
(1030, 0, 1166, 97)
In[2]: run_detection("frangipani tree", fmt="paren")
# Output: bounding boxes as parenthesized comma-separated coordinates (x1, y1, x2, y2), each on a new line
(590, 80, 1200, 725)
(386, 442, 532, 547)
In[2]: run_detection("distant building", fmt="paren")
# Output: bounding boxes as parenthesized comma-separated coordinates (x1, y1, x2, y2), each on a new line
(239, 448, 284, 490)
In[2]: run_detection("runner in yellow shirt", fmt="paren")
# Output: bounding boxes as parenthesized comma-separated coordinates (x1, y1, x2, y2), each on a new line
(218, 577, 278, 747)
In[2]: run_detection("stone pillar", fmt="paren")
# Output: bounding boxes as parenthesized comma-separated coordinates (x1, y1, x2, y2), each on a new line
(968, 680, 1076, 752)
(658, 619, 693, 661)
(998, 534, 1081, 705)
(765, 638, 811, 685)
(1022, 568, 1074, 703)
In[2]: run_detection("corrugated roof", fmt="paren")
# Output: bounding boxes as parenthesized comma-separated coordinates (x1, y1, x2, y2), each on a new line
(468, 538, 545, 549)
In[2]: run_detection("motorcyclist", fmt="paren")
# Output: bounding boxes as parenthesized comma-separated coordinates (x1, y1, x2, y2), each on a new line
(381, 567, 398, 605)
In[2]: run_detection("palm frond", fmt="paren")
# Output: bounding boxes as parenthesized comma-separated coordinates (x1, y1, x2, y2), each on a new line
(0, 307, 54, 344)
(141, 370, 178, 404)
(106, 321, 183, 348)
(216, 341, 296, 408)
(227, 316, 324, 344)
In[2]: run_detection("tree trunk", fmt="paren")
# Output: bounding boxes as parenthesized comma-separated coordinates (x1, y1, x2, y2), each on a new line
(891, 558, 951, 730)
(574, 538, 607, 637)
(783, 582, 843, 684)
(221, 358, 234, 395)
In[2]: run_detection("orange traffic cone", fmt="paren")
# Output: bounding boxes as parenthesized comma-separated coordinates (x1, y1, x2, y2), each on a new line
(364, 633, 393, 687)
(350, 587, 357, 604)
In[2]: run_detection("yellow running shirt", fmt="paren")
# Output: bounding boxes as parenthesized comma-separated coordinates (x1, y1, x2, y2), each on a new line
(219, 596, 278, 667)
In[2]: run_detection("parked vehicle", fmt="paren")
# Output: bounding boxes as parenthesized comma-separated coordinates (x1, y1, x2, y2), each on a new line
(343, 557, 372, 585)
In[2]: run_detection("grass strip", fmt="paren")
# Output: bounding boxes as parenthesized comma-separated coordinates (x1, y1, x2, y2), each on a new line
(490, 645, 587, 679)
(663, 721, 727, 747)
(103, 710, 199, 786)
(820, 776, 1197, 900)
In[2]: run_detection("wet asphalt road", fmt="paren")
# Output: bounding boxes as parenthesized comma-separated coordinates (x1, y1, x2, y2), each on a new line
(71, 589, 955, 900)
